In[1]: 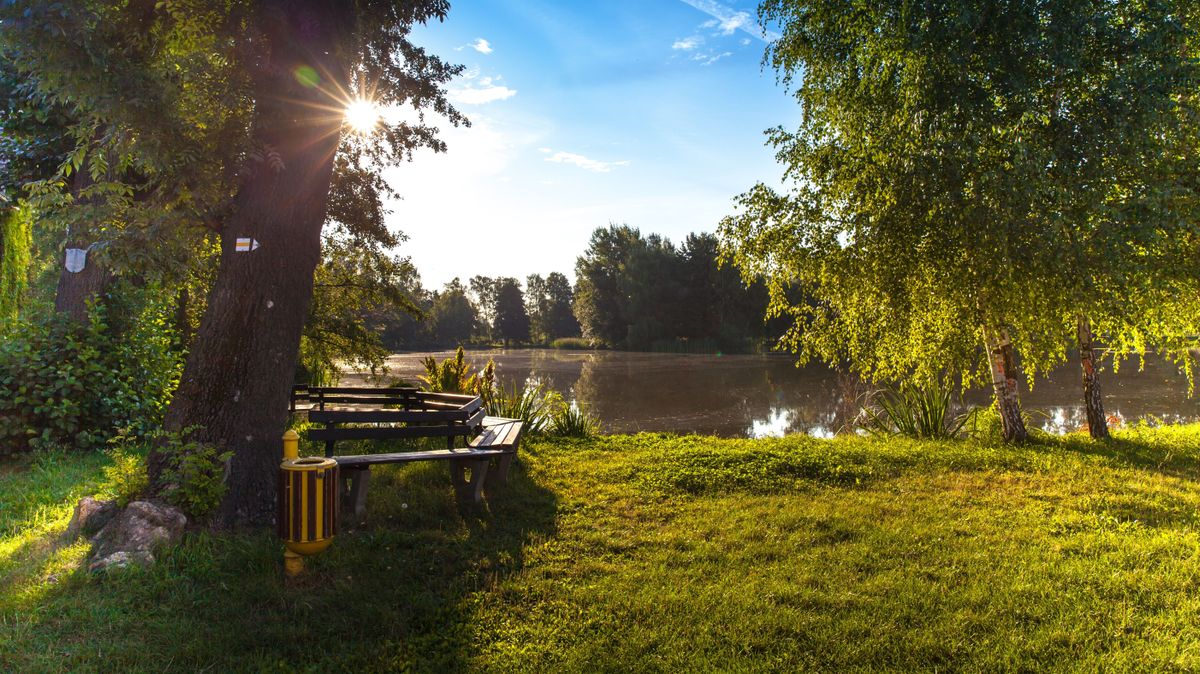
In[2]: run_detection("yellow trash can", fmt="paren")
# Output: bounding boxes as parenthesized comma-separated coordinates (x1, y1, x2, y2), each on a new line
(277, 431, 339, 557)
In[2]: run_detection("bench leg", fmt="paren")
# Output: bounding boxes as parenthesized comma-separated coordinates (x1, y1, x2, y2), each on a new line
(340, 467, 371, 519)
(486, 453, 515, 487)
(451, 458, 489, 503)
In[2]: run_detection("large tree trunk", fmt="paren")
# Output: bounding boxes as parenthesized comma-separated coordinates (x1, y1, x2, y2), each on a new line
(985, 327, 1028, 443)
(53, 240, 113, 324)
(155, 1, 349, 527)
(1076, 316, 1109, 440)
(54, 173, 113, 324)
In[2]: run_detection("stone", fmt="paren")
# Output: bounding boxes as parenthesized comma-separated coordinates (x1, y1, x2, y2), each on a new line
(88, 550, 155, 573)
(64, 497, 118, 542)
(88, 500, 187, 573)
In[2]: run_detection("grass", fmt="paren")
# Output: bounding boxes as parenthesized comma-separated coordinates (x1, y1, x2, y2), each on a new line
(4, 425, 1200, 671)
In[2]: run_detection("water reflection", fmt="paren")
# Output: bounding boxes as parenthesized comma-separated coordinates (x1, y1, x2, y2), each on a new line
(370, 349, 1200, 438)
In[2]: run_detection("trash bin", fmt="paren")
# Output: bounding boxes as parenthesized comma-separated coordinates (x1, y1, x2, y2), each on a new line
(277, 430, 339, 557)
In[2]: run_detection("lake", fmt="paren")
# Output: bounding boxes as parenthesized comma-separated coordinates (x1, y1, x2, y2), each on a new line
(354, 349, 1200, 438)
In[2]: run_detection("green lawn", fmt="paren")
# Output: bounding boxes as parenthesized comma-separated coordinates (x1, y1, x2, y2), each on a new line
(4, 426, 1200, 671)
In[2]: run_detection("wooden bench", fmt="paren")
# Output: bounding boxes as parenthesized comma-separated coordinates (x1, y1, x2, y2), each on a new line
(333, 417, 524, 516)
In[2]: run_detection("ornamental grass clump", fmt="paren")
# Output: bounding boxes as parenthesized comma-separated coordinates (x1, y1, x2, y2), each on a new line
(859, 382, 971, 440)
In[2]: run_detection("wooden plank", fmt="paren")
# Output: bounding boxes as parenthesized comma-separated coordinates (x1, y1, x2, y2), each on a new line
(468, 425, 505, 448)
(309, 408, 474, 424)
(471, 421, 523, 449)
(482, 416, 520, 426)
(306, 396, 410, 407)
(306, 386, 419, 395)
(308, 425, 475, 441)
(334, 448, 508, 468)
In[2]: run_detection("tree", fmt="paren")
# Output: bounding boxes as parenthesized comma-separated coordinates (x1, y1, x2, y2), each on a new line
(160, 2, 463, 525)
(468, 275, 499, 342)
(526, 271, 579, 344)
(720, 0, 1200, 442)
(428, 278, 477, 346)
(542, 272, 580, 341)
(492, 277, 529, 346)
(574, 224, 642, 347)
(300, 227, 423, 385)
(4, 1, 466, 524)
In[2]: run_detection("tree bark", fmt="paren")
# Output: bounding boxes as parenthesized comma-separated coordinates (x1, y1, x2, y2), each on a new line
(155, 1, 349, 527)
(985, 327, 1028, 443)
(1076, 316, 1109, 440)
(53, 242, 114, 324)
(54, 173, 113, 324)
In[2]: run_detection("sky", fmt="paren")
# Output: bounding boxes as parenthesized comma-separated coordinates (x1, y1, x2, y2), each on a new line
(381, 0, 799, 290)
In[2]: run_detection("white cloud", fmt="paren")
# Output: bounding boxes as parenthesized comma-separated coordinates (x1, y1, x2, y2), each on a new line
(740, 38, 751, 46)
(471, 38, 493, 54)
(538, 148, 629, 173)
(677, 0, 780, 42)
(449, 72, 516, 105)
(692, 51, 733, 66)
(672, 36, 702, 50)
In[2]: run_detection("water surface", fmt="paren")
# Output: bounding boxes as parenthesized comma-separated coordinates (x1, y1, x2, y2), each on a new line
(355, 349, 1199, 438)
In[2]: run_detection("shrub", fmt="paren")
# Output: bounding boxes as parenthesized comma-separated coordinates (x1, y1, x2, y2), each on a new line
(420, 346, 494, 397)
(102, 446, 149, 506)
(550, 337, 593, 350)
(548, 401, 600, 437)
(156, 428, 231, 521)
(488, 383, 554, 434)
(0, 290, 183, 454)
(859, 382, 971, 440)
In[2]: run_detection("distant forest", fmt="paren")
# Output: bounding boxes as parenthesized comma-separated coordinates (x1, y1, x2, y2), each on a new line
(353, 224, 786, 355)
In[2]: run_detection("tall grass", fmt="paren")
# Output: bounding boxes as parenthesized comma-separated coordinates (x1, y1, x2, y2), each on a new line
(488, 383, 554, 434)
(548, 402, 599, 437)
(859, 382, 971, 439)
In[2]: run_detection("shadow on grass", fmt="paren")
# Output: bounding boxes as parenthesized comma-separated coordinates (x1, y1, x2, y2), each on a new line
(4, 456, 558, 672)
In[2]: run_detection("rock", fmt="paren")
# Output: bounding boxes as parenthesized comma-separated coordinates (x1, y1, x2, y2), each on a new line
(88, 500, 187, 573)
(64, 497, 118, 542)
(88, 550, 156, 573)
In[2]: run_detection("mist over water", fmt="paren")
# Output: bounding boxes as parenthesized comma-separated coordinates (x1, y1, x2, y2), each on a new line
(364, 349, 1200, 438)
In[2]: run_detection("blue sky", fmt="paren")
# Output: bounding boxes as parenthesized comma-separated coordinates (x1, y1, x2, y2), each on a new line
(381, 0, 799, 289)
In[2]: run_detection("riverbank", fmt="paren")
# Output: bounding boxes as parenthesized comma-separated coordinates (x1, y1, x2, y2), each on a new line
(4, 426, 1200, 670)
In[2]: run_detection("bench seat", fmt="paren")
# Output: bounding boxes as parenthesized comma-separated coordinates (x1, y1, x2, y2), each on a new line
(331, 417, 524, 517)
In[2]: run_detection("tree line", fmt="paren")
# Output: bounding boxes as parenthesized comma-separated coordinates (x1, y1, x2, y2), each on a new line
(319, 224, 783, 367)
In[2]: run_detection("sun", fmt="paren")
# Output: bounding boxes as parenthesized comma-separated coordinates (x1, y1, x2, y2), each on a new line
(344, 99, 381, 134)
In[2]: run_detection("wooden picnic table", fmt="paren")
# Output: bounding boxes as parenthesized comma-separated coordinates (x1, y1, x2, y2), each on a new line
(290, 386, 524, 515)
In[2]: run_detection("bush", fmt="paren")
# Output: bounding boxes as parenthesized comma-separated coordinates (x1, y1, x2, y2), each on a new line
(155, 427, 231, 520)
(102, 446, 149, 506)
(549, 337, 593, 350)
(858, 382, 971, 440)
(548, 401, 599, 437)
(0, 291, 183, 454)
(420, 346, 494, 397)
(488, 383, 554, 435)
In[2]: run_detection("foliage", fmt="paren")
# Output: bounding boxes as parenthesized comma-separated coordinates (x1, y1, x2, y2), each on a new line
(526, 272, 580, 344)
(0, 203, 31, 322)
(153, 427, 231, 520)
(419, 347, 493, 399)
(575, 225, 777, 351)
(550, 337, 592, 350)
(547, 400, 599, 438)
(7, 426, 1200, 669)
(720, 0, 1200, 390)
(0, 288, 182, 454)
(858, 383, 970, 440)
(425, 279, 477, 348)
(487, 383, 554, 435)
(491, 277, 530, 345)
(299, 226, 423, 385)
(100, 445, 147, 507)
